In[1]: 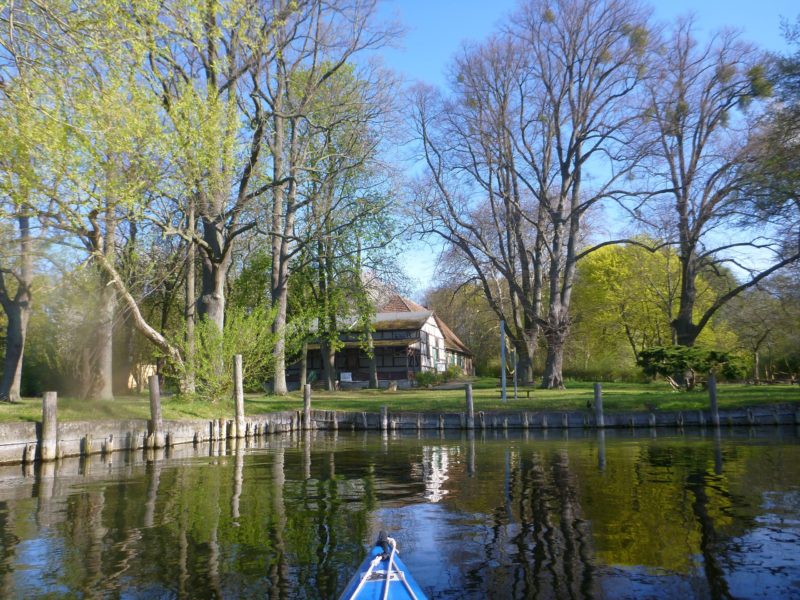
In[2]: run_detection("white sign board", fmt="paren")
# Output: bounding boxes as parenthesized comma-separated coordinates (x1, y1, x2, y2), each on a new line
(340, 372, 353, 382)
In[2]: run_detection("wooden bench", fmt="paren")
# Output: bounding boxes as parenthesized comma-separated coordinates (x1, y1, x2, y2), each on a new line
(498, 388, 534, 399)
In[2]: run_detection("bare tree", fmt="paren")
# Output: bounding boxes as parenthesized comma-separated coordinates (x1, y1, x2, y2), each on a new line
(510, 0, 651, 388)
(634, 19, 800, 347)
(413, 0, 650, 387)
(410, 35, 545, 385)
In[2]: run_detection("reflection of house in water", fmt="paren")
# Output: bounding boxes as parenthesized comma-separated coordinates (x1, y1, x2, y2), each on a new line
(409, 446, 455, 503)
(289, 294, 473, 390)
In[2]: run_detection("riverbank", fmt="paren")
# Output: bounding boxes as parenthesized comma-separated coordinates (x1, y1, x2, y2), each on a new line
(0, 379, 798, 465)
(1, 380, 797, 423)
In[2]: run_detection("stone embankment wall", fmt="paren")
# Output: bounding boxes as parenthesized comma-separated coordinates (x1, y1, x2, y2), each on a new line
(1, 404, 798, 466)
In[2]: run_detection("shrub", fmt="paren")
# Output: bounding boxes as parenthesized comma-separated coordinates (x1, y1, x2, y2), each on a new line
(174, 304, 278, 402)
(415, 371, 439, 387)
(444, 364, 463, 381)
(637, 345, 746, 390)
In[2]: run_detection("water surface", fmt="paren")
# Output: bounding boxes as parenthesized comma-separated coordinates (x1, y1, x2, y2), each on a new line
(0, 427, 798, 599)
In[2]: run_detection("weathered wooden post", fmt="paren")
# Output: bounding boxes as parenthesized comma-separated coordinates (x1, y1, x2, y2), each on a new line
(234, 354, 245, 438)
(708, 372, 720, 427)
(41, 391, 58, 462)
(593, 383, 604, 428)
(381, 406, 388, 431)
(465, 383, 474, 429)
(303, 384, 312, 430)
(148, 375, 164, 448)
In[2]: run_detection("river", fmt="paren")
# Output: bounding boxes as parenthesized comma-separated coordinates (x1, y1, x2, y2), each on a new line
(0, 427, 798, 598)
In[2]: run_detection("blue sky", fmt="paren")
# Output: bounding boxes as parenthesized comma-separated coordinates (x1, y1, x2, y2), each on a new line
(378, 0, 799, 298)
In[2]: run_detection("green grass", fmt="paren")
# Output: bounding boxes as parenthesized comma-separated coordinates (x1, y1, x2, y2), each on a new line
(1, 378, 797, 423)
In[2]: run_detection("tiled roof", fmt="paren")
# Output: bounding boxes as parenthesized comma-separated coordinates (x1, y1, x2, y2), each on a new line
(379, 294, 428, 313)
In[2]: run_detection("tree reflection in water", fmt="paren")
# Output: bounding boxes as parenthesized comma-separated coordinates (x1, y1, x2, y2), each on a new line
(0, 428, 797, 599)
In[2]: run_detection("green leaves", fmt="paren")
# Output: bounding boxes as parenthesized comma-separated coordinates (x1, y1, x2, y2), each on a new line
(637, 345, 746, 390)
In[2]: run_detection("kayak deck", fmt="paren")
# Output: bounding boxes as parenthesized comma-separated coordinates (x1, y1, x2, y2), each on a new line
(339, 532, 428, 600)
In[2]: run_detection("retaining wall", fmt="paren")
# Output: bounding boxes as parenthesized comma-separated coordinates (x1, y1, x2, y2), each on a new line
(1, 404, 798, 467)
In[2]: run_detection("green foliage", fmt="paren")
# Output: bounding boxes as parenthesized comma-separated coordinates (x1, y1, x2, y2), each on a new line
(414, 370, 438, 387)
(637, 345, 746, 390)
(747, 64, 773, 97)
(444, 364, 462, 381)
(414, 365, 464, 387)
(175, 305, 278, 401)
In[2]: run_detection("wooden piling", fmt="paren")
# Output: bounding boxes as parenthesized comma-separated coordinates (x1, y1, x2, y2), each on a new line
(234, 354, 245, 438)
(41, 391, 58, 462)
(148, 375, 164, 448)
(303, 384, 312, 430)
(465, 384, 474, 429)
(594, 383, 604, 428)
(708, 372, 720, 427)
(23, 442, 36, 464)
(381, 406, 388, 431)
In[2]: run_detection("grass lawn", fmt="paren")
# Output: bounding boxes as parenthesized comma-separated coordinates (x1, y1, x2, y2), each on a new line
(1, 378, 798, 423)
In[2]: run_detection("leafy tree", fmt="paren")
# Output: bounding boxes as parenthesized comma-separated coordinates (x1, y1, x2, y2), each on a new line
(261, 1, 399, 394)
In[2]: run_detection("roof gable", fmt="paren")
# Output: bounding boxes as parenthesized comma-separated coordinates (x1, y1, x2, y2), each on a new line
(379, 294, 428, 313)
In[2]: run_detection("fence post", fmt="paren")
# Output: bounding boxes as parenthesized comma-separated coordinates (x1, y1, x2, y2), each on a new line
(149, 375, 164, 448)
(594, 383, 604, 428)
(41, 392, 58, 462)
(234, 354, 245, 438)
(465, 383, 474, 429)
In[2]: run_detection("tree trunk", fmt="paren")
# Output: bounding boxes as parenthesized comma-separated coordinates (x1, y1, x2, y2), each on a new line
(93, 266, 116, 400)
(515, 328, 538, 385)
(368, 332, 378, 388)
(271, 277, 289, 394)
(321, 341, 336, 391)
(184, 200, 196, 395)
(0, 216, 32, 403)
(86, 209, 116, 401)
(541, 308, 569, 390)
(0, 301, 30, 403)
(198, 217, 227, 333)
(673, 241, 701, 347)
(299, 341, 307, 388)
(542, 336, 566, 390)
(753, 350, 760, 383)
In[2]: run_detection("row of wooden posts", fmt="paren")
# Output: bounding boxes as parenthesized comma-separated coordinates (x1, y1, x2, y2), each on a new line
(34, 363, 734, 464)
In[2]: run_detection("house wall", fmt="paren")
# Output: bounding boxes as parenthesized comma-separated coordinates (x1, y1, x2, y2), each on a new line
(286, 316, 472, 383)
(418, 315, 447, 373)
